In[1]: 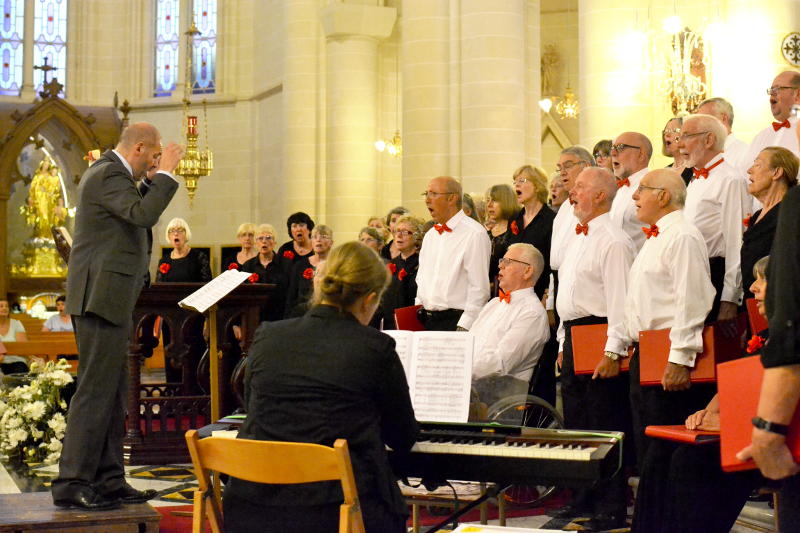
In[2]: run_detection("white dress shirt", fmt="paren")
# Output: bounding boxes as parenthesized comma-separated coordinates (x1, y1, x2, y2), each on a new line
(555, 213, 635, 355)
(416, 209, 491, 329)
(609, 167, 649, 252)
(471, 287, 550, 382)
(683, 153, 750, 305)
(112, 149, 178, 183)
(550, 201, 578, 271)
(723, 133, 750, 177)
(624, 210, 715, 367)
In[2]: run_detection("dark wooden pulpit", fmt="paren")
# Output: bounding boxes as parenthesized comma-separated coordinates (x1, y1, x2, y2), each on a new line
(123, 282, 275, 464)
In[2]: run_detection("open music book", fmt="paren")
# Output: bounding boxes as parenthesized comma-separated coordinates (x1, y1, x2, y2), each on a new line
(178, 269, 252, 313)
(383, 330, 474, 424)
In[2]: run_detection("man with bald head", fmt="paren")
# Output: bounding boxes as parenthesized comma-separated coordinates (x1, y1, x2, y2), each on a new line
(52, 123, 185, 510)
(744, 70, 800, 166)
(551, 167, 635, 528)
(609, 132, 652, 251)
(416, 176, 490, 331)
(677, 114, 750, 322)
(696, 97, 750, 174)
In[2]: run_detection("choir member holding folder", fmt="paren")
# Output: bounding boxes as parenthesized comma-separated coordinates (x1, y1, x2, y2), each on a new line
(631, 257, 770, 533)
(553, 167, 635, 530)
(223, 242, 418, 533)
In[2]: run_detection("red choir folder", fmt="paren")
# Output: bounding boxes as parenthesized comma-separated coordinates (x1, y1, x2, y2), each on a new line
(638, 324, 741, 386)
(394, 305, 425, 331)
(717, 355, 800, 472)
(571, 323, 630, 374)
(745, 298, 768, 334)
(645, 424, 720, 445)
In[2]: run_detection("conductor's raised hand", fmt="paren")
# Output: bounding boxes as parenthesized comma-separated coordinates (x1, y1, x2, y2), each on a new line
(158, 143, 186, 174)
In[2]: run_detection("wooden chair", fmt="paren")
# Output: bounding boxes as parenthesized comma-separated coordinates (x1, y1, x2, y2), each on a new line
(184, 429, 366, 533)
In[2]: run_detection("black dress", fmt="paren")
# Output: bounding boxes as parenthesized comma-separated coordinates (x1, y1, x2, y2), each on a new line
(156, 248, 212, 282)
(487, 227, 513, 294)
(276, 240, 313, 270)
(380, 253, 419, 330)
(507, 204, 555, 299)
(741, 204, 780, 302)
(284, 256, 317, 318)
(222, 305, 418, 533)
(240, 254, 288, 322)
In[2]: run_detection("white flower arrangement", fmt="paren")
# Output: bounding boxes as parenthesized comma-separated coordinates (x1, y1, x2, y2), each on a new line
(0, 359, 74, 465)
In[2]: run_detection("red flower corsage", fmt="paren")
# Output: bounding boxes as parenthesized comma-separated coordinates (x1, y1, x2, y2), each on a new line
(398, 268, 407, 281)
(510, 220, 519, 235)
(388, 263, 397, 274)
(302, 267, 314, 280)
(746, 335, 765, 354)
(247, 272, 259, 283)
(283, 250, 295, 260)
(742, 215, 751, 228)
(159, 263, 170, 274)
(227, 262, 239, 270)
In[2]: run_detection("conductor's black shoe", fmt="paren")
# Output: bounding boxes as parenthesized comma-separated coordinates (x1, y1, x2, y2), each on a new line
(53, 485, 121, 511)
(103, 484, 158, 504)
(550, 503, 592, 519)
(582, 512, 627, 531)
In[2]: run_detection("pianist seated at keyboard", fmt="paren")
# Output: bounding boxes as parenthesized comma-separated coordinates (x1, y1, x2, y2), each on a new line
(470, 243, 550, 412)
(222, 242, 418, 533)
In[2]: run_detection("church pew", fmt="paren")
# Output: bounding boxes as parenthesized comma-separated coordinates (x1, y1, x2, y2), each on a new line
(0, 339, 79, 371)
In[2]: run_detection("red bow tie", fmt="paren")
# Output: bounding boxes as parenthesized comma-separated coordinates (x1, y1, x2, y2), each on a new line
(692, 157, 725, 180)
(616, 177, 630, 188)
(575, 223, 589, 236)
(772, 119, 791, 131)
(434, 223, 452, 235)
(498, 289, 511, 304)
(642, 224, 659, 239)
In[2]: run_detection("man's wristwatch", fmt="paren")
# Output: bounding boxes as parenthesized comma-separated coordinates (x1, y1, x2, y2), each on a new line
(751, 416, 790, 436)
(603, 351, 621, 361)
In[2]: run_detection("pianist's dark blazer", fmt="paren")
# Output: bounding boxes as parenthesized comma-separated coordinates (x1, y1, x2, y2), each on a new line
(224, 304, 419, 518)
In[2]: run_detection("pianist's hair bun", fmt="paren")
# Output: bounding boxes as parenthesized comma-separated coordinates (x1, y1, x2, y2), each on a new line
(313, 241, 389, 311)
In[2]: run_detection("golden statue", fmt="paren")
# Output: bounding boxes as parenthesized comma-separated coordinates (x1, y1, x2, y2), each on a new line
(12, 156, 69, 277)
(21, 157, 67, 238)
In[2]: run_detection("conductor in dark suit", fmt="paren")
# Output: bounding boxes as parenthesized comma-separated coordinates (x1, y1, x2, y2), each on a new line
(51, 123, 185, 510)
(224, 242, 419, 533)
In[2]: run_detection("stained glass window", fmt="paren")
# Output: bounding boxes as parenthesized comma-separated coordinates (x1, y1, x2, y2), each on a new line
(191, 0, 216, 94)
(0, 0, 24, 96)
(154, 0, 179, 97)
(33, 0, 67, 96)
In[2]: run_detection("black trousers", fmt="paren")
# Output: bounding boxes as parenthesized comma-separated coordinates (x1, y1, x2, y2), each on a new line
(631, 440, 759, 533)
(420, 308, 463, 332)
(708, 256, 725, 322)
(223, 493, 407, 533)
(562, 316, 631, 516)
(52, 313, 130, 498)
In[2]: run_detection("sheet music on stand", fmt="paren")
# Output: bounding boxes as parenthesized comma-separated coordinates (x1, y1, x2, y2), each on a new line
(178, 269, 252, 313)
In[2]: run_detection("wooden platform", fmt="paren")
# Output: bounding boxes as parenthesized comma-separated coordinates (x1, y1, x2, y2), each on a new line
(0, 492, 160, 532)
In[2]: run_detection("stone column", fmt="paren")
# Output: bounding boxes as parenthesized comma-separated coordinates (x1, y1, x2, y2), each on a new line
(281, 0, 323, 222)
(321, 3, 396, 235)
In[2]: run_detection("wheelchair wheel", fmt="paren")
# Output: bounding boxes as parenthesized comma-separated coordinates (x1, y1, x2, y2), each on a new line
(486, 395, 564, 507)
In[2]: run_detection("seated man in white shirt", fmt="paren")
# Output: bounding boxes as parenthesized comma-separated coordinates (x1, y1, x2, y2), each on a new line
(470, 243, 549, 411)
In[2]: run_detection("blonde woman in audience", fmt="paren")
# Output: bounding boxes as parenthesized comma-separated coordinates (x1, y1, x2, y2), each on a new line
(0, 298, 29, 374)
(223, 242, 418, 533)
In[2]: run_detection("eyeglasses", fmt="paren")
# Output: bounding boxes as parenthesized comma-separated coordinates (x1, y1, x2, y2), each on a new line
(635, 184, 665, 194)
(513, 177, 530, 186)
(312, 234, 332, 241)
(168, 228, 186, 234)
(593, 152, 609, 160)
(662, 127, 681, 135)
(421, 191, 454, 199)
(360, 237, 377, 244)
(675, 131, 708, 142)
(610, 143, 641, 153)
(555, 160, 586, 173)
(256, 235, 274, 242)
(498, 257, 531, 268)
(394, 230, 414, 237)
(766, 86, 800, 96)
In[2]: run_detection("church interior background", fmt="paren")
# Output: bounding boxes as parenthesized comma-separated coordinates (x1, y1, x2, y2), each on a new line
(1, 0, 799, 308)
